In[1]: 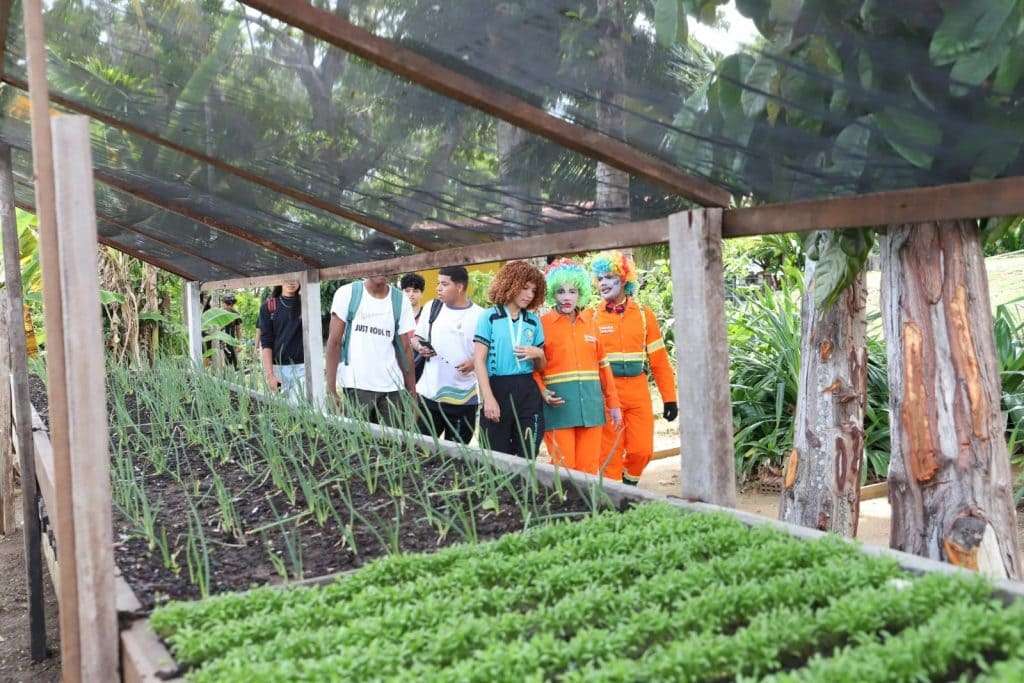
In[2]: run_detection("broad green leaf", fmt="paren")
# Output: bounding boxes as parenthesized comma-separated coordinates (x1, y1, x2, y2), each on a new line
(949, 39, 1010, 95)
(654, 0, 688, 48)
(993, 46, 1024, 95)
(812, 229, 872, 310)
(100, 289, 125, 306)
(201, 307, 241, 330)
(203, 330, 241, 347)
(930, 0, 1015, 66)
(875, 108, 942, 169)
(742, 53, 777, 117)
(830, 116, 873, 184)
(137, 311, 169, 324)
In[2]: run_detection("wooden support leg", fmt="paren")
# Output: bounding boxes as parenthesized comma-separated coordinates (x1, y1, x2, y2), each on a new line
(301, 270, 326, 407)
(0, 299, 14, 535)
(668, 208, 737, 507)
(50, 116, 119, 681)
(184, 281, 204, 367)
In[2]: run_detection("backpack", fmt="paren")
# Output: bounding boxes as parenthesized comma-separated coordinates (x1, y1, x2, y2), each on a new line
(341, 282, 410, 373)
(414, 299, 445, 381)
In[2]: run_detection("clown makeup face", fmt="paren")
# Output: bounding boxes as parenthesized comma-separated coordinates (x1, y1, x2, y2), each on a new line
(555, 285, 579, 314)
(597, 273, 623, 303)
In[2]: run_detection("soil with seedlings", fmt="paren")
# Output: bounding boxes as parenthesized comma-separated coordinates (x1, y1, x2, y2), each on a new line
(28, 369, 597, 611)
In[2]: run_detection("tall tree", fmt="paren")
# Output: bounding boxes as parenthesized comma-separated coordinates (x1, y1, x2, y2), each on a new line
(686, 1, 1024, 565)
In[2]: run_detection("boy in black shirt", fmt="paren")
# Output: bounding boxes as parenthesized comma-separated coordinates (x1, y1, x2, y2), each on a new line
(258, 279, 305, 401)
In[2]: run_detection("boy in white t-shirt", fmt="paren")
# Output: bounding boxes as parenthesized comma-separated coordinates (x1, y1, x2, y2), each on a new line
(325, 275, 417, 425)
(411, 266, 483, 444)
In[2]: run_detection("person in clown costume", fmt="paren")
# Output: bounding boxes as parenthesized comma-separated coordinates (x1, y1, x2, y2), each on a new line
(534, 259, 623, 475)
(589, 251, 677, 485)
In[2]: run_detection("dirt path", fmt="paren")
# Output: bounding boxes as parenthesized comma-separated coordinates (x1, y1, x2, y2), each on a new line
(639, 458, 892, 547)
(0, 497, 61, 683)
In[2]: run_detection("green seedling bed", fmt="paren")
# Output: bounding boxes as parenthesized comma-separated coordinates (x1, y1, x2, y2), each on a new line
(152, 503, 1024, 682)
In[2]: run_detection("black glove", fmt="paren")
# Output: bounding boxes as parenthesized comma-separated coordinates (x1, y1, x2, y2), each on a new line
(663, 401, 678, 422)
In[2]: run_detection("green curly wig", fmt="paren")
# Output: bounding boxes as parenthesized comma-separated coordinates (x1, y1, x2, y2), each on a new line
(544, 258, 593, 309)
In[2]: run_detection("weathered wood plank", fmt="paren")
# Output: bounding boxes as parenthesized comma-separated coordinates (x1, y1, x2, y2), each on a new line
(120, 619, 182, 683)
(668, 208, 736, 507)
(184, 281, 204, 368)
(723, 176, 1024, 237)
(319, 217, 671, 282)
(200, 272, 305, 293)
(21, 0, 80, 672)
(0, 299, 14, 534)
(51, 115, 119, 681)
(300, 270, 326, 408)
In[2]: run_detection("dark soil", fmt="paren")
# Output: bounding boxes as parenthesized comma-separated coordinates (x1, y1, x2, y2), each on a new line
(28, 374, 594, 612)
(0, 504, 61, 683)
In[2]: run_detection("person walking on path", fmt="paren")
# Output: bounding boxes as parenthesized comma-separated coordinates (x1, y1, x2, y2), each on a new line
(473, 261, 548, 459)
(411, 266, 483, 444)
(325, 275, 417, 425)
(589, 251, 677, 484)
(535, 259, 623, 475)
(258, 279, 305, 401)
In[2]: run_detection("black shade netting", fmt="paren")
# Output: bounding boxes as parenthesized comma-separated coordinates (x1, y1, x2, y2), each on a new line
(2, 0, 682, 267)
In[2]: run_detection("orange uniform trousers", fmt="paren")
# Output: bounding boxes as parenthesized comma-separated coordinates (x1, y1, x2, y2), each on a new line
(544, 425, 606, 475)
(600, 374, 653, 483)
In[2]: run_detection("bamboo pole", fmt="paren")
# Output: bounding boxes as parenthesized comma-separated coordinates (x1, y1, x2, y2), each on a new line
(0, 299, 13, 534)
(20, 0, 82, 674)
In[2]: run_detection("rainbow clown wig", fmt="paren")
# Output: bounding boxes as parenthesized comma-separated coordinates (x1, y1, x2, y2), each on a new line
(589, 250, 638, 297)
(544, 258, 594, 309)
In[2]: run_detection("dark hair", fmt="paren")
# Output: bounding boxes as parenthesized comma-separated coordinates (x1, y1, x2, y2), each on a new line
(400, 273, 426, 291)
(438, 265, 469, 287)
(270, 283, 301, 305)
(222, 294, 236, 305)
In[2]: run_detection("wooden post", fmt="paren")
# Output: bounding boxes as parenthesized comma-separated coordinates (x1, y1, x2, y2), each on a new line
(668, 208, 736, 507)
(184, 281, 204, 367)
(0, 299, 13, 534)
(301, 270, 326, 407)
(0, 142, 47, 660)
(50, 115, 119, 680)
(21, 0, 85, 673)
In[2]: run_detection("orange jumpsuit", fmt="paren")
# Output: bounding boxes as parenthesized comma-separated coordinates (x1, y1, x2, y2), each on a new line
(591, 298, 676, 483)
(534, 310, 620, 475)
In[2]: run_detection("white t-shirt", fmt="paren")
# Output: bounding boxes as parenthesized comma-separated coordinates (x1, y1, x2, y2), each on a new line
(415, 300, 483, 405)
(332, 283, 416, 392)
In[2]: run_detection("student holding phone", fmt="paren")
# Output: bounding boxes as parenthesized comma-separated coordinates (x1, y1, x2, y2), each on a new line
(412, 266, 483, 444)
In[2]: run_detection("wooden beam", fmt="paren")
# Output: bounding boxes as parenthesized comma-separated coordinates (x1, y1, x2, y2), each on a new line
(91, 168, 323, 269)
(200, 271, 306, 292)
(13, 198, 205, 280)
(0, 153, 45, 663)
(184, 281, 204, 367)
(20, 0, 81, 675)
(723, 176, 1024, 236)
(0, 0, 11, 81)
(669, 209, 736, 507)
(300, 270, 326, 408)
(319, 217, 671, 281)
(238, 0, 732, 208)
(51, 115, 118, 682)
(0, 73, 439, 251)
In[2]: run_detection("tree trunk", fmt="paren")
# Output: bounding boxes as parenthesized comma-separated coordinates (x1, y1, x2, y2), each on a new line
(596, 0, 630, 227)
(497, 121, 536, 233)
(882, 220, 1021, 579)
(780, 239, 867, 536)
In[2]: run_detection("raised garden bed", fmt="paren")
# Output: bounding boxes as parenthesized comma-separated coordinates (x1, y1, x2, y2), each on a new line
(29, 364, 597, 610)
(152, 502, 1024, 682)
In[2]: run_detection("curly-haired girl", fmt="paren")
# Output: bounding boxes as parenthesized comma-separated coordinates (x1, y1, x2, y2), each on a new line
(535, 259, 622, 475)
(473, 260, 547, 458)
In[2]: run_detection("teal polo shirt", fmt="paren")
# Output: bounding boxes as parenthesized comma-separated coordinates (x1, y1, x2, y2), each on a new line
(474, 306, 545, 377)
